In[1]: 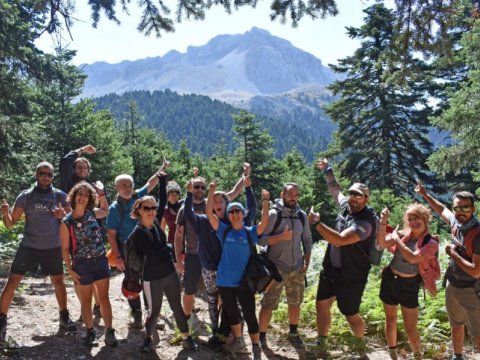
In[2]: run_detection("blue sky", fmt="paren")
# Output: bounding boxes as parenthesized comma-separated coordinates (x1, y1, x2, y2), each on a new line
(36, 0, 374, 66)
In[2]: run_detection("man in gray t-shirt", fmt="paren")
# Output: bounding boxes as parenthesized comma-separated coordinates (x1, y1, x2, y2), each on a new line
(416, 183, 480, 359)
(0, 162, 76, 343)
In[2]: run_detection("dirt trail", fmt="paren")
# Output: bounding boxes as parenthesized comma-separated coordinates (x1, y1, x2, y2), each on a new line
(0, 272, 476, 360)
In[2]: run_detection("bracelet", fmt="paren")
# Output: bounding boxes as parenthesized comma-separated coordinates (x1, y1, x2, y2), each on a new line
(324, 166, 333, 174)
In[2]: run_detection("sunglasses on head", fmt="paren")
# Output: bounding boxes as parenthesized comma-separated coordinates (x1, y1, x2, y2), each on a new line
(141, 205, 158, 212)
(228, 208, 243, 214)
(348, 191, 365, 199)
(194, 184, 206, 190)
(38, 171, 54, 178)
(452, 206, 473, 213)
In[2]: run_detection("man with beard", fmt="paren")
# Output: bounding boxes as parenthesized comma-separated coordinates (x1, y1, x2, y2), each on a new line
(175, 170, 244, 326)
(309, 159, 377, 360)
(258, 182, 312, 349)
(0, 162, 76, 342)
(415, 183, 480, 360)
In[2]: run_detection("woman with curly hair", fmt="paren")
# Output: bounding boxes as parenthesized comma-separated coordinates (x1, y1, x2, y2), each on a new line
(59, 181, 118, 347)
(377, 204, 440, 360)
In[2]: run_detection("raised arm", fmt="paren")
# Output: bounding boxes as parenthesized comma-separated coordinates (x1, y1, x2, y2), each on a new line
(183, 180, 200, 231)
(317, 158, 345, 206)
(415, 181, 452, 224)
(226, 163, 250, 201)
(59, 145, 96, 191)
(377, 207, 395, 249)
(256, 190, 270, 236)
(156, 175, 167, 220)
(244, 176, 257, 226)
(94, 181, 109, 219)
(206, 181, 220, 231)
(1, 199, 24, 229)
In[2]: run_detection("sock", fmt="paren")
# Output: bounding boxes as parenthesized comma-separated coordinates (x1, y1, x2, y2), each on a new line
(259, 332, 266, 340)
(0, 313, 6, 319)
(389, 346, 397, 350)
(453, 354, 463, 359)
(86, 328, 94, 332)
(289, 324, 298, 334)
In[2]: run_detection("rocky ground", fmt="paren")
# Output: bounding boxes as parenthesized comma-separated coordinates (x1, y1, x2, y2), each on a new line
(0, 269, 478, 360)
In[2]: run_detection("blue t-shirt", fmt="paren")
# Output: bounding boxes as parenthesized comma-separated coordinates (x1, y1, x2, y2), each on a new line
(216, 221, 258, 287)
(106, 185, 148, 243)
(14, 186, 68, 250)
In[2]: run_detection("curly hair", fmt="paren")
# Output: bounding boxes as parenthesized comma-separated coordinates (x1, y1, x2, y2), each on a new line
(130, 195, 157, 220)
(67, 182, 98, 210)
(403, 203, 432, 230)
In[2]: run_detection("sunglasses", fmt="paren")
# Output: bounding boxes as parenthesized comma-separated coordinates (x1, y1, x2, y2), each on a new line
(141, 206, 158, 212)
(194, 185, 206, 190)
(452, 206, 473, 213)
(348, 192, 365, 199)
(38, 172, 54, 178)
(228, 208, 243, 214)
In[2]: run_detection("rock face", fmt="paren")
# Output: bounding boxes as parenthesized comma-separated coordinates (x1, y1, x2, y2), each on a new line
(81, 27, 337, 100)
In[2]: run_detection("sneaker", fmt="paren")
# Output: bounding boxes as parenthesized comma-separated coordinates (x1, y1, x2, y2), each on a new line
(93, 304, 102, 318)
(287, 332, 305, 349)
(207, 334, 224, 352)
(81, 329, 96, 346)
(156, 317, 165, 330)
(104, 328, 118, 347)
(310, 337, 328, 354)
(451, 355, 463, 360)
(252, 344, 262, 360)
(59, 309, 77, 331)
(224, 336, 249, 354)
(0, 315, 7, 343)
(130, 310, 143, 329)
(182, 335, 199, 351)
(388, 348, 398, 360)
(140, 337, 153, 353)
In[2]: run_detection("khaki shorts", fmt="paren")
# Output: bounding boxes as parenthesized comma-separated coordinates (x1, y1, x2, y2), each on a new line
(446, 282, 480, 337)
(260, 269, 305, 310)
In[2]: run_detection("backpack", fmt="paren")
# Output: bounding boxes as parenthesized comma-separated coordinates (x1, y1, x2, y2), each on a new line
(452, 223, 480, 259)
(222, 226, 282, 293)
(264, 206, 307, 251)
(337, 204, 382, 265)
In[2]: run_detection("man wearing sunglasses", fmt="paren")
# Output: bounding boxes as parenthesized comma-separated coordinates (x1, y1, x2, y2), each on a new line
(0, 162, 77, 342)
(175, 168, 245, 333)
(309, 159, 377, 360)
(415, 182, 480, 360)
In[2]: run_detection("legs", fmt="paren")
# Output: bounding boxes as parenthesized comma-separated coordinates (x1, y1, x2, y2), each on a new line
(452, 325, 465, 356)
(345, 313, 365, 338)
(401, 306, 421, 353)
(0, 273, 24, 315)
(76, 283, 94, 329)
(143, 280, 163, 337)
(316, 297, 334, 336)
(49, 274, 68, 311)
(93, 278, 112, 328)
(383, 303, 398, 348)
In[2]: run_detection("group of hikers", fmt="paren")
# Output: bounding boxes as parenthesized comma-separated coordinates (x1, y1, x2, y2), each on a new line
(0, 144, 479, 360)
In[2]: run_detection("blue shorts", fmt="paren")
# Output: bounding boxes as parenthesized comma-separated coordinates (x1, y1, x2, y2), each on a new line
(73, 255, 111, 285)
(11, 244, 63, 276)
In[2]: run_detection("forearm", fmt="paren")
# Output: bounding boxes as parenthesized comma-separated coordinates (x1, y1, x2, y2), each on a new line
(146, 173, 160, 193)
(226, 175, 245, 201)
(395, 241, 421, 264)
(256, 199, 270, 235)
(1, 213, 14, 228)
(315, 222, 348, 247)
(157, 175, 167, 219)
(421, 192, 447, 218)
(98, 193, 109, 212)
(324, 169, 343, 206)
(451, 253, 480, 278)
(62, 247, 73, 272)
(107, 232, 122, 257)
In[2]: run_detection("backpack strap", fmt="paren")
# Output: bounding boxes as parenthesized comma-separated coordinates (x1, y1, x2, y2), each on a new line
(464, 225, 480, 258)
(222, 226, 256, 255)
(68, 220, 78, 267)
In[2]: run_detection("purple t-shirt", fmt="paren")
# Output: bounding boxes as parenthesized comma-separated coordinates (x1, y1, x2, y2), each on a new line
(14, 187, 68, 250)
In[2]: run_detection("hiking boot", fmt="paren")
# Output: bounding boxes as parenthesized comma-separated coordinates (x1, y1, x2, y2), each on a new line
(0, 315, 7, 343)
(310, 336, 328, 355)
(104, 328, 118, 347)
(252, 344, 262, 360)
(224, 336, 249, 354)
(287, 332, 305, 349)
(140, 337, 153, 353)
(81, 329, 96, 346)
(413, 352, 423, 360)
(388, 347, 398, 360)
(59, 309, 77, 331)
(156, 317, 165, 330)
(182, 335, 199, 351)
(130, 309, 143, 329)
(207, 334, 225, 352)
(451, 355, 463, 360)
(93, 304, 102, 318)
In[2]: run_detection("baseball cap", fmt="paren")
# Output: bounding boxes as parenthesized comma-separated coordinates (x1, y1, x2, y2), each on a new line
(348, 183, 370, 197)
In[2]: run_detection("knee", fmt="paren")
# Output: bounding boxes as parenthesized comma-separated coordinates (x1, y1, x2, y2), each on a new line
(385, 314, 397, 325)
(50, 276, 66, 287)
(346, 314, 363, 327)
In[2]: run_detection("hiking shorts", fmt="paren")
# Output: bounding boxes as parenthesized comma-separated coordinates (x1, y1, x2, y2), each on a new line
(73, 255, 111, 285)
(379, 266, 421, 309)
(183, 254, 202, 295)
(316, 268, 368, 316)
(260, 269, 305, 310)
(446, 282, 480, 337)
(11, 244, 63, 276)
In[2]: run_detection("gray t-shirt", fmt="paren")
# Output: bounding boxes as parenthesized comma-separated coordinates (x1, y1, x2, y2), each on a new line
(447, 214, 480, 287)
(176, 200, 206, 254)
(14, 187, 68, 250)
(329, 198, 373, 268)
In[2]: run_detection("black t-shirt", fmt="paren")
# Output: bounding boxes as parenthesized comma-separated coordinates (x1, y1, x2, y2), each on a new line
(133, 224, 175, 281)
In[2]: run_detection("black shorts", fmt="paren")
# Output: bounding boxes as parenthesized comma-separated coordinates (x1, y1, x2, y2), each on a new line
(10, 244, 64, 276)
(379, 266, 421, 309)
(183, 254, 202, 295)
(316, 268, 368, 316)
(73, 255, 111, 285)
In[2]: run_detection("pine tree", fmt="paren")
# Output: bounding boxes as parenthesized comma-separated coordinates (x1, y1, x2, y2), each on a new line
(324, 3, 435, 195)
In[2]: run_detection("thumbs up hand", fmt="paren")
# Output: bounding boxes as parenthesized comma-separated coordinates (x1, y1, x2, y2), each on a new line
(281, 225, 293, 241)
(1, 199, 9, 215)
(308, 206, 320, 225)
(53, 202, 66, 219)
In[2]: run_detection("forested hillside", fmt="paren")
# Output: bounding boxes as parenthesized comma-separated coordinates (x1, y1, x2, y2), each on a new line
(92, 90, 328, 160)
